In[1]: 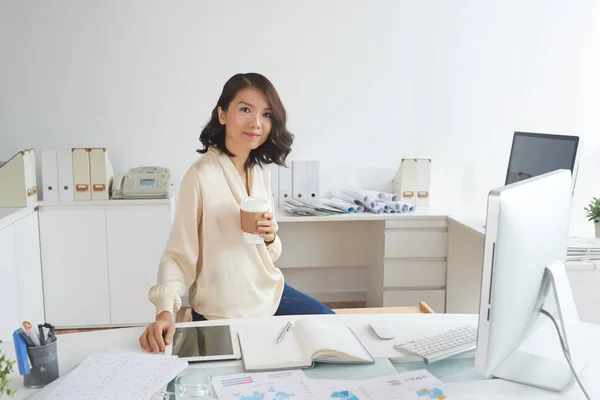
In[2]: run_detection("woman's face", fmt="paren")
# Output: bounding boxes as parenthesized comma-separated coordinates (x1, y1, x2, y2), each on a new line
(218, 87, 272, 154)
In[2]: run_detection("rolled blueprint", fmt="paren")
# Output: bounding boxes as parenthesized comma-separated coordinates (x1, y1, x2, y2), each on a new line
(378, 192, 400, 202)
(331, 191, 357, 204)
(321, 198, 356, 213)
(342, 187, 369, 203)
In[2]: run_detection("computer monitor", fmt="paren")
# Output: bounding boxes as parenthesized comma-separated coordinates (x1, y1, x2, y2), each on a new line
(475, 170, 588, 392)
(505, 132, 580, 188)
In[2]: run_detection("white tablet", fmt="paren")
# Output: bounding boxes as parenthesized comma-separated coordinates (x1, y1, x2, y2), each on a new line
(164, 322, 241, 362)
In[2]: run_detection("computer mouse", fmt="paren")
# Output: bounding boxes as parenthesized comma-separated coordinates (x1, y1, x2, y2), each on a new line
(369, 321, 395, 340)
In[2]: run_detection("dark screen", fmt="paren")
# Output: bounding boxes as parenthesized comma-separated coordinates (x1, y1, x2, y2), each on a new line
(171, 325, 234, 358)
(505, 132, 578, 185)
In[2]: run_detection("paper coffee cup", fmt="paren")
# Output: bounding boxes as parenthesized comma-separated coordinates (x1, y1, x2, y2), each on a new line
(240, 197, 269, 244)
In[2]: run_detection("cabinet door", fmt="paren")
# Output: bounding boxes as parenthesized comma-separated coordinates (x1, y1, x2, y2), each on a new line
(39, 210, 110, 327)
(14, 212, 45, 324)
(0, 225, 20, 341)
(106, 208, 171, 325)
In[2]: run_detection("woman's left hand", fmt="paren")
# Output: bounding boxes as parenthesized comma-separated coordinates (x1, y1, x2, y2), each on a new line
(257, 212, 276, 243)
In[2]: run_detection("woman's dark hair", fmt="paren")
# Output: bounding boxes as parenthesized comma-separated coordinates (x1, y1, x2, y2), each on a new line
(197, 73, 294, 168)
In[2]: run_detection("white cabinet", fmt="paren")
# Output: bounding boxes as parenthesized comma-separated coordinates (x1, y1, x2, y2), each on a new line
(14, 212, 45, 325)
(39, 209, 111, 327)
(38, 200, 174, 328)
(106, 208, 171, 325)
(0, 224, 20, 341)
(0, 210, 44, 341)
(381, 218, 448, 311)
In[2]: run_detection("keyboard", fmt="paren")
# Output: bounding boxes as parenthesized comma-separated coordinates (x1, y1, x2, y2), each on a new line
(393, 325, 478, 364)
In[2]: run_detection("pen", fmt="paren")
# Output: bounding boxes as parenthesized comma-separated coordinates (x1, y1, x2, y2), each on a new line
(22, 321, 41, 347)
(18, 328, 35, 347)
(38, 324, 46, 346)
(276, 321, 293, 344)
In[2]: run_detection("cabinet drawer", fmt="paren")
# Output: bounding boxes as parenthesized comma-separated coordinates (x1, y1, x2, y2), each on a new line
(384, 229, 447, 258)
(383, 259, 446, 288)
(385, 218, 447, 229)
(383, 289, 445, 313)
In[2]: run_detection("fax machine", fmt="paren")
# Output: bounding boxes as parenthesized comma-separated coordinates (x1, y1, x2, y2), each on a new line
(111, 166, 171, 199)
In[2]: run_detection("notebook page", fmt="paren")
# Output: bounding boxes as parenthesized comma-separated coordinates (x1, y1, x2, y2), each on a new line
(238, 323, 308, 370)
(298, 318, 373, 362)
(45, 351, 187, 400)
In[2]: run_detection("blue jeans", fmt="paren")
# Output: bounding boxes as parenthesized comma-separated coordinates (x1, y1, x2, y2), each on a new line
(192, 283, 335, 321)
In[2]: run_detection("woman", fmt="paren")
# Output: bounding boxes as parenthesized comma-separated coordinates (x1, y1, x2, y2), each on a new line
(140, 73, 334, 354)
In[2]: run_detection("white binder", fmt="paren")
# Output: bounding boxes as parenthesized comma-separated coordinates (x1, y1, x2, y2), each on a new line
(306, 160, 320, 203)
(57, 148, 74, 201)
(72, 148, 91, 201)
(278, 166, 292, 207)
(23, 149, 37, 206)
(416, 159, 431, 207)
(393, 158, 418, 206)
(89, 148, 114, 200)
(266, 164, 279, 209)
(0, 150, 31, 207)
(292, 160, 307, 201)
(41, 150, 59, 203)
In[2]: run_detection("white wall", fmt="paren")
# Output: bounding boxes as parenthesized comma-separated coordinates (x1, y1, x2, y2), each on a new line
(1, 0, 599, 236)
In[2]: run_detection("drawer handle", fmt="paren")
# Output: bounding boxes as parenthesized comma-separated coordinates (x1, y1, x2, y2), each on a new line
(93, 184, 106, 192)
(403, 191, 414, 198)
(418, 191, 429, 198)
(76, 184, 89, 192)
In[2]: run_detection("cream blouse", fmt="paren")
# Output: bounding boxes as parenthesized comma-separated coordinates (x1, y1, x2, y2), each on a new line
(148, 147, 284, 320)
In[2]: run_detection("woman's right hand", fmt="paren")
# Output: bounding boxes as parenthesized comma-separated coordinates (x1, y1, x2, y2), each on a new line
(139, 311, 175, 354)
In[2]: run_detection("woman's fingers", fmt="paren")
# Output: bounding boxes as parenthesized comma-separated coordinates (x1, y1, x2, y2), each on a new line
(139, 331, 151, 352)
(148, 328, 160, 354)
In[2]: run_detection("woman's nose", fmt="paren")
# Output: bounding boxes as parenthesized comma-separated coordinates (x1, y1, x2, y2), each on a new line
(249, 114, 261, 129)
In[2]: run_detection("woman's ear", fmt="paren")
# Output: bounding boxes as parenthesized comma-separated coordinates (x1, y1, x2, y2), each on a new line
(217, 106, 226, 125)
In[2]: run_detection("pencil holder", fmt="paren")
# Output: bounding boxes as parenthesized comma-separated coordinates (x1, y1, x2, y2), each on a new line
(24, 339, 59, 388)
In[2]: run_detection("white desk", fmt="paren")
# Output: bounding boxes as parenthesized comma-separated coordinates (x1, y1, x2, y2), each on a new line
(2, 313, 599, 399)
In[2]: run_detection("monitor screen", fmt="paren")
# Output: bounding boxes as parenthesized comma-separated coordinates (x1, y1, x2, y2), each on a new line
(505, 132, 579, 185)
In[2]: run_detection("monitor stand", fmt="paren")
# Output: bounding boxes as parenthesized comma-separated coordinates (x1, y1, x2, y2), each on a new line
(492, 260, 589, 392)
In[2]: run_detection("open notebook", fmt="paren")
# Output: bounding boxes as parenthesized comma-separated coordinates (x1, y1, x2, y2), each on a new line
(238, 317, 374, 371)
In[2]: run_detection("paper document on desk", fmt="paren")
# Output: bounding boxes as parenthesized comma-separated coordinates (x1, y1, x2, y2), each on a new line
(308, 369, 448, 400)
(212, 369, 314, 399)
(44, 351, 187, 399)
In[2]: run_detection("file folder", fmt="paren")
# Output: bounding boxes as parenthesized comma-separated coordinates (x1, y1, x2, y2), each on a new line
(292, 160, 307, 200)
(41, 150, 59, 203)
(416, 159, 431, 207)
(89, 148, 114, 200)
(278, 166, 292, 207)
(72, 148, 91, 201)
(0, 150, 31, 207)
(306, 160, 320, 203)
(393, 158, 417, 207)
(267, 163, 279, 209)
(57, 148, 74, 201)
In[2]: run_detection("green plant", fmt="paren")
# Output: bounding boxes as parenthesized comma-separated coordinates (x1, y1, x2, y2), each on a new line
(0, 340, 16, 397)
(585, 197, 600, 224)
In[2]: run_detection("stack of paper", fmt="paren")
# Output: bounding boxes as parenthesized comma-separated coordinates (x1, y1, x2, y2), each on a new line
(212, 369, 452, 400)
(567, 237, 600, 263)
(43, 351, 188, 400)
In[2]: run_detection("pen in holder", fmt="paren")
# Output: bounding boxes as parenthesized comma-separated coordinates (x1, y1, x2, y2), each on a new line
(24, 339, 59, 388)
(13, 328, 60, 389)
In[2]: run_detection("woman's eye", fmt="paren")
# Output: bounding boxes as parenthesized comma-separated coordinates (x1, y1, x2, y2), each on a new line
(240, 107, 250, 113)
(263, 112, 272, 118)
